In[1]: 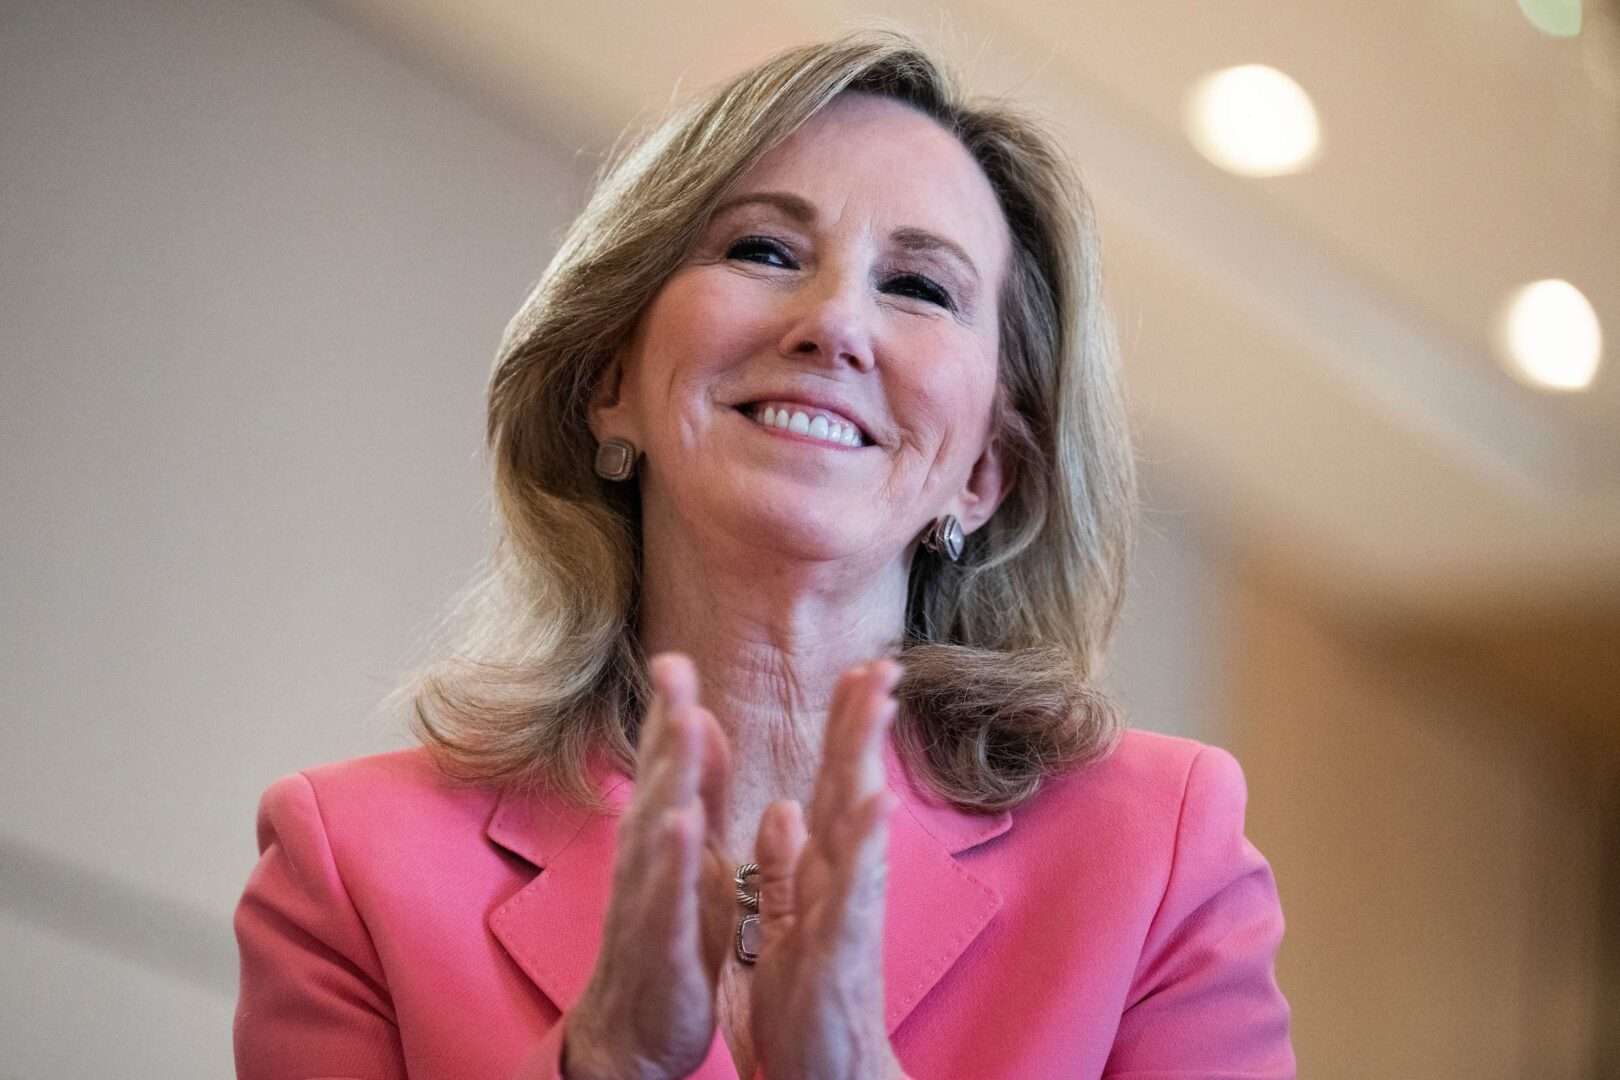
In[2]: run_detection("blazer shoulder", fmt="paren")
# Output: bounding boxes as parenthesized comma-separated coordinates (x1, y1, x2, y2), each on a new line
(1104, 726, 1219, 777)
(1058, 724, 1237, 791)
(280, 746, 503, 840)
(1017, 727, 1248, 839)
(1108, 728, 1251, 817)
(299, 744, 445, 789)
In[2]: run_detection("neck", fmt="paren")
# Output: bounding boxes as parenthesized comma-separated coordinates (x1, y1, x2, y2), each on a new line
(636, 502, 911, 852)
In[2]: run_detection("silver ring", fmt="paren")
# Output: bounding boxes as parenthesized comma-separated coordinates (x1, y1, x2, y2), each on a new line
(734, 862, 760, 912)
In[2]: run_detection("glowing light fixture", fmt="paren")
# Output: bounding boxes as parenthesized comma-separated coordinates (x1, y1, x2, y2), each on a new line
(1517, 0, 1582, 37)
(1184, 64, 1321, 177)
(1498, 279, 1603, 391)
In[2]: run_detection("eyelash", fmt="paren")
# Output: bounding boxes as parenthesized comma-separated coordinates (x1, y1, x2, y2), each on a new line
(726, 235, 957, 312)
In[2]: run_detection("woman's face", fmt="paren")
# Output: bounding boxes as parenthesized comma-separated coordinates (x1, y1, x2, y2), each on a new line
(594, 92, 1013, 569)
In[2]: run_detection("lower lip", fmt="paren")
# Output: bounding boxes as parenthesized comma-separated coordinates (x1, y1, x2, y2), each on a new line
(734, 407, 865, 451)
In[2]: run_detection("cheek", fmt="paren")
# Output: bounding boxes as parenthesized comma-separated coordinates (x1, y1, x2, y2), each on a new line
(644, 276, 743, 364)
(630, 273, 770, 416)
(896, 338, 999, 457)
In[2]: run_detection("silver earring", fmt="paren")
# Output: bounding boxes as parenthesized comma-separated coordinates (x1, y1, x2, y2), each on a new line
(921, 514, 964, 563)
(593, 438, 637, 481)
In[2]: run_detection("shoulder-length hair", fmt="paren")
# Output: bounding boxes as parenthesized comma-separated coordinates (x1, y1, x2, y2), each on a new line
(392, 28, 1138, 812)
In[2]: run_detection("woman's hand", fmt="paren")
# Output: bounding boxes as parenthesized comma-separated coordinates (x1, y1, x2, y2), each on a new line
(565, 654, 735, 1080)
(748, 660, 906, 1080)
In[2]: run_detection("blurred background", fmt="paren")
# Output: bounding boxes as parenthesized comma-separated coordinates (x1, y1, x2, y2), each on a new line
(2, 1, 1616, 1075)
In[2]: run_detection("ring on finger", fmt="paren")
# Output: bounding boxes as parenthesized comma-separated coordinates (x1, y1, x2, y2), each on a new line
(734, 862, 761, 912)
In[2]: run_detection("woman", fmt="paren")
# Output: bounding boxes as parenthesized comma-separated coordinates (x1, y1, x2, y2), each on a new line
(234, 30, 1294, 1080)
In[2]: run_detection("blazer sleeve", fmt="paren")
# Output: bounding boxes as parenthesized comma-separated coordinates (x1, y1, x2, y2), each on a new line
(233, 772, 410, 1079)
(1102, 746, 1296, 1080)
(233, 773, 575, 1080)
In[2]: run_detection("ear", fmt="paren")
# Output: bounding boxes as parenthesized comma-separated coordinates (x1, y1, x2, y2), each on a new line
(949, 432, 1013, 536)
(586, 349, 640, 445)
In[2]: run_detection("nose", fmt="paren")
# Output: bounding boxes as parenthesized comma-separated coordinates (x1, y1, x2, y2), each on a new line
(776, 271, 876, 373)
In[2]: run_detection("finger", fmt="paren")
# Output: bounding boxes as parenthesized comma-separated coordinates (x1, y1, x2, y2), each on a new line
(639, 702, 701, 816)
(650, 803, 704, 949)
(655, 652, 700, 709)
(832, 786, 896, 872)
(851, 659, 902, 791)
(825, 788, 895, 951)
(755, 798, 808, 953)
(615, 714, 698, 892)
(807, 663, 868, 836)
(697, 842, 737, 977)
(641, 653, 698, 757)
(810, 661, 899, 839)
(658, 657, 708, 816)
(694, 707, 733, 846)
(625, 658, 703, 847)
(632, 653, 686, 770)
(690, 706, 735, 977)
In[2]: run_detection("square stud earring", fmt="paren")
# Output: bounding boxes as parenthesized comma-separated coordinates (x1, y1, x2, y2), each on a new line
(593, 438, 637, 481)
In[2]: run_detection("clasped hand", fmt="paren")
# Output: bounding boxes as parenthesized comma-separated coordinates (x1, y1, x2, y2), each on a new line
(564, 653, 905, 1080)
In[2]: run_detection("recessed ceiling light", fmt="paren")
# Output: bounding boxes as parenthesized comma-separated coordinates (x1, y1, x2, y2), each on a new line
(1498, 279, 1603, 391)
(1184, 64, 1321, 178)
(1517, 0, 1582, 37)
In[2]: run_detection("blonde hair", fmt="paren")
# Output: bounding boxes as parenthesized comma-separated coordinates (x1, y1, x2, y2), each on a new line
(394, 29, 1138, 811)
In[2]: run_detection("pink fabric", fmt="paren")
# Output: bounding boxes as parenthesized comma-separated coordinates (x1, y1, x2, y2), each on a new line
(233, 728, 1294, 1078)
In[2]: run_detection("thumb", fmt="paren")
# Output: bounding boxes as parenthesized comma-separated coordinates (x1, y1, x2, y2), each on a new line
(755, 798, 807, 952)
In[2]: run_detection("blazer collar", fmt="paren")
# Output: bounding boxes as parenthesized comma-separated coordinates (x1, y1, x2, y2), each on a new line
(485, 740, 1010, 1061)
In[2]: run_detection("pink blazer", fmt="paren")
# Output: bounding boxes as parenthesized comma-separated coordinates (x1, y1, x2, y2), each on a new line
(234, 728, 1294, 1078)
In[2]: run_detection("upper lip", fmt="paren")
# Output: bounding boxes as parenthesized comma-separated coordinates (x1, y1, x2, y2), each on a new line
(734, 392, 877, 444)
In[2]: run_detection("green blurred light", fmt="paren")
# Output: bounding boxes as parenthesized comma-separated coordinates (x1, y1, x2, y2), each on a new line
(1516, 0, 1582, 37)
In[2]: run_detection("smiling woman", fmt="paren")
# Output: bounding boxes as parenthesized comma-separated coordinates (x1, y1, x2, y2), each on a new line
(414, 37, 1136, 815)
(233, 28, 1294, 1080)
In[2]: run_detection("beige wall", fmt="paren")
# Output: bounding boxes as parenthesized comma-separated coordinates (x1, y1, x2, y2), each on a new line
(0, 0, 586, 1073)
(1229, 568, 1609, 1079)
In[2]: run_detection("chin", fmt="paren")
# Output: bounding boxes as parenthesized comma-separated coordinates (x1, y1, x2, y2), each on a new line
(651, 448, 897, 561)
(713, 490, 878, 562)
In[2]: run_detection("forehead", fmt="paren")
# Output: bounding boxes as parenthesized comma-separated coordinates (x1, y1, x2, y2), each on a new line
(729, 93, 1011, 280)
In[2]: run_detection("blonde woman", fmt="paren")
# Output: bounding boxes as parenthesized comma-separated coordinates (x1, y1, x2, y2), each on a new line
(234, 30, 1294, 1080)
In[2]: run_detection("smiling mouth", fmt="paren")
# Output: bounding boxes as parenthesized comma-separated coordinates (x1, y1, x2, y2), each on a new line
(739, 402, 868, 448)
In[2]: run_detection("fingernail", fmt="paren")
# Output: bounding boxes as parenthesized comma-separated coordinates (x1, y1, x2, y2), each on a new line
(877, 659, 902, 688)
(650, 653, 692, 699)
(649, 653, 673, 687)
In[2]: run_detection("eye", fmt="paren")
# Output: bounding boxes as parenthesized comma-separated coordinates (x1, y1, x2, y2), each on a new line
(884, 272, 956, 311)
(726, 235, 797, 269)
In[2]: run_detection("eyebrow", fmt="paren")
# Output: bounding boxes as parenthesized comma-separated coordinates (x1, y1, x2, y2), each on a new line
(710, 190, 982, 286)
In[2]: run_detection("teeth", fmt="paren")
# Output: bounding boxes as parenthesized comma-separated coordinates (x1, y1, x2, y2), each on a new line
(748, 404, 863, 448)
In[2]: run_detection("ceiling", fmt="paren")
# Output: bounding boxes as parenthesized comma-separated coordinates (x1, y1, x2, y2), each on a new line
(311, 0, 1620, 620)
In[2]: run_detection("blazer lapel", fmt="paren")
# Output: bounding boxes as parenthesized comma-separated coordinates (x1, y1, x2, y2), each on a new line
(484, 741, 1012, 1048)
(879, 739, 1010, 1034)
(485, 766, 630, 1019)
(484, 764, 740, 1079)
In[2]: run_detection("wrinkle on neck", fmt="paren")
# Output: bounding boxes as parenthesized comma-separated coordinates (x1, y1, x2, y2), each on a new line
(634, 495, 912, 848)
